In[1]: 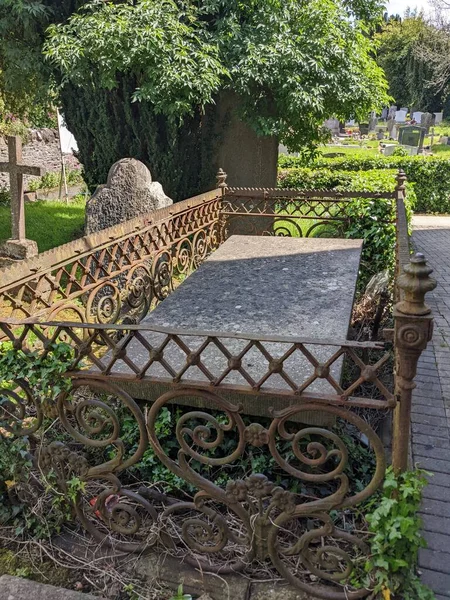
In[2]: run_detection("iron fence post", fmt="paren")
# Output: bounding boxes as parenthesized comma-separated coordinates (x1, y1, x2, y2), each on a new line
(392, 252, 437, 473)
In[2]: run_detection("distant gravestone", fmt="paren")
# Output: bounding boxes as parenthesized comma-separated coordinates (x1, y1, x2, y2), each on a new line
(434, 112, 443, 125)
(398, 125, 426, 153)
(388, 105, 397, 119)
(387, 118, 395, 138)
(395, 110, 407, 123)
(369, 113, 378, 132)
(381, 107, 388, 120)
(323, 117, 340, 136)
(359, 123, 369, 135)
(85, 158, 172, 234)
(421, 112, 433, 133)
(412, 111, 424, 123)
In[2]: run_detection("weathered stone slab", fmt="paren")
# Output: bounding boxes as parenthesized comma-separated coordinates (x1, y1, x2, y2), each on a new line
(0, 575, 102, 600)
(114, 236, 362, 410)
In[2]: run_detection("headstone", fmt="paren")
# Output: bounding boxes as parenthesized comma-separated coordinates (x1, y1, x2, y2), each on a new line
(398, 125, 426, 151)
(395, 110, 407, 123)
(381, 107, 388, 120)
(345, 119, 355, 126)
(85, 158, 173, 235)
(388, 105, 397, 119)
(387, 118, 395, 137)
(382, 144, 397, 156)
(0, 136, 45, 263)
(389, 122, 399, 140)
(323, 117, 340, 136)
(412, 111, 424, 123)
(420, 112, 433, 133)
(369, 113, 378, 132)
(359, 123, 369, 135)
(434, 111, 443, 125)
(400, 107, 409, 114)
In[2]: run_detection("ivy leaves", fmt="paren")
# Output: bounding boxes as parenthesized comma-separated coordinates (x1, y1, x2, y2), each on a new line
(0, 341, 75, 400)
(363, 467, 435, 600)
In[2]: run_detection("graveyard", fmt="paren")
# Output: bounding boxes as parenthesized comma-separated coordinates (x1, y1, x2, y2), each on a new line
(1, 2, 450, 600)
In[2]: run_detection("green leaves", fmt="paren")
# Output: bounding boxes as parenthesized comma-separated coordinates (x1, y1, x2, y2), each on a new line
(362, 467, 435, 599)
(277, 166, 411, 287)
(44, 0, 228, 119)
(41, 0, 389, 146)
(279, 153, 450, 214)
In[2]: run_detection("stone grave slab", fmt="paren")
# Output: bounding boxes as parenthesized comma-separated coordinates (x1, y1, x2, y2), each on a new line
(111, 236, 363, 417)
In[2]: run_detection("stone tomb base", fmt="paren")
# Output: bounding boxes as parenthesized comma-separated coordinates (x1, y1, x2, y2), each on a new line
(0, 238, 38, 268)
(110, 236, 363, 425)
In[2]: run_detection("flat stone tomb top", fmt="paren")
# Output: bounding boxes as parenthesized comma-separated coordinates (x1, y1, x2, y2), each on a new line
(112, 236, 363, 395)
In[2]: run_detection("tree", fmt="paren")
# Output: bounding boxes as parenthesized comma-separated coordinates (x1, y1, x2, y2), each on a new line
(377, 14, 448, 112)
(1, 0, 389, 198)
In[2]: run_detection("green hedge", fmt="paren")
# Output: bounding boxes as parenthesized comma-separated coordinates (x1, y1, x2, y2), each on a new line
(278, 154, 450, 213)
(277, 168, 415, 288)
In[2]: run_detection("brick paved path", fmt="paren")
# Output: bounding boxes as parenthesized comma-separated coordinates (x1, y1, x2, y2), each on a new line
(411, 216, 450, 599)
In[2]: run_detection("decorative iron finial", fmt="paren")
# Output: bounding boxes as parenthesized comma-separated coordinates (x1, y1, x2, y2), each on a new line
(396, 169, 407, 191)
(216, 168, 228, 189)
(396, 253, 437, 316)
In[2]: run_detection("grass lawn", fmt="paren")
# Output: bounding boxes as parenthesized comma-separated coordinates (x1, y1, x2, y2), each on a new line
(0, 196, 86, 253)
(320, 145, 379, 157)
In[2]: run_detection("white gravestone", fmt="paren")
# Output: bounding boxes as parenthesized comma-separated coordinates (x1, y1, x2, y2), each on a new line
(412, 111, 424, 123)
(434, 112, 443, 125)
(395, 110, 407, 123)
(57, 112, 78, 154)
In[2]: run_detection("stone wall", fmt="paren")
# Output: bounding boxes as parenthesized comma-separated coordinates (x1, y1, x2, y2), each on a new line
(0, 129, 80, 190)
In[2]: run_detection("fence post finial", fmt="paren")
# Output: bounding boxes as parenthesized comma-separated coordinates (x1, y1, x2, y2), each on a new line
(392, 252, 437, 473)
(397, 252, 437, 316)
(216, 168, 228, 190)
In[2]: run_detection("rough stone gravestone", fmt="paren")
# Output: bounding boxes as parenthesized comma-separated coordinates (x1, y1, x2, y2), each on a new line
(388, 105, 397, 119)
(85, 158, 173, 234)
(323, 117, 340, 136)
(421, 112, 433, 133)
(116, 236, 363, 424)
(0, 136, 45, 262)
(369, 113, 378, 132)
(387, 118, 395, 138)
(381, 107, 388, 120)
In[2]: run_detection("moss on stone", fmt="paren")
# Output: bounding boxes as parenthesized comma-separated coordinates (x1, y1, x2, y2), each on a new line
(0, 548, 74, 587)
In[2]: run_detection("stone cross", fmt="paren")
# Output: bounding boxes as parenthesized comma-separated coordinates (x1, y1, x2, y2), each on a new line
(0, 136, 45, 240)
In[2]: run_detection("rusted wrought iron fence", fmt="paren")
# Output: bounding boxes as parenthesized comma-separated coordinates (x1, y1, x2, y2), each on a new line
(0, 171, 403, 329)
(0, 189, 224, 325)
(0, 170, 436, 599)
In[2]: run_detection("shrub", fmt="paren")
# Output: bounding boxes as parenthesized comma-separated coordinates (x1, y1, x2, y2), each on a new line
(279, 153, 450, 213)
(278, 168, 415, 286)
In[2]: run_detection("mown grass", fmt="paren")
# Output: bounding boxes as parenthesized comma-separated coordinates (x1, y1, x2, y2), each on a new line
(0, 196, 86, 253)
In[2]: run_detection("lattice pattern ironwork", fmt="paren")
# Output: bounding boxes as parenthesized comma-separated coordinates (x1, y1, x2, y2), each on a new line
(0, 177, 416, 599)
(0, 190, 223, 325)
